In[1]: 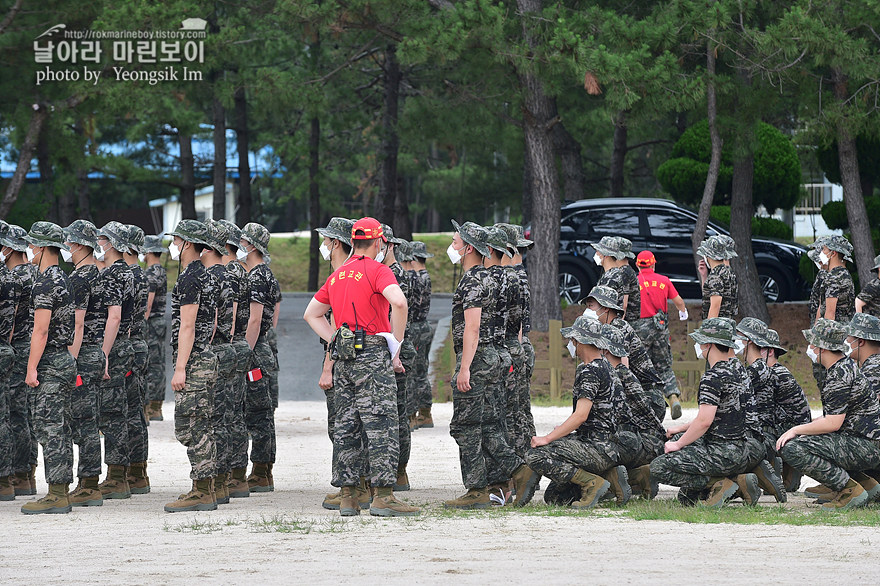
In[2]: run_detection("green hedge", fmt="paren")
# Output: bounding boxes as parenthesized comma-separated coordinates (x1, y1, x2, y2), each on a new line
(709, 206, 793, 240)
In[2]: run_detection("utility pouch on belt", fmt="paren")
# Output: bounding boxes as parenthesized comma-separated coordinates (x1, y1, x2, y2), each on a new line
(331, 325, 357, 361)
(653, 312, 668, 329)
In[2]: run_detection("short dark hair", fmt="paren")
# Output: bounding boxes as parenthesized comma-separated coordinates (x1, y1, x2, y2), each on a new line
(338, 241, 352, 255)
(192, 242, 208, 254)
(353, 237, 379, 251)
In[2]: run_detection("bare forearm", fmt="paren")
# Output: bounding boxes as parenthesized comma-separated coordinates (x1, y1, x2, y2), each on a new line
(460, 325, 479, 371)
(101, 316, 121, 356)
(176, 324, 195, 371)
(28, 327, 48, 372)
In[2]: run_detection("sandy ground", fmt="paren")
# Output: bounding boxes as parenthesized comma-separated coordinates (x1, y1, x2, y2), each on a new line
(2, 402, 879, 584)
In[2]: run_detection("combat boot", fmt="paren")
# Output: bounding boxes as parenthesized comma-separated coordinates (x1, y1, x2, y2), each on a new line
(701, 477, 738, 508)
(752, 460, 786, 503)
(247, 462, 273, 492)
(339, 486, 360, 516)
(734, 473, 761, 506)
(782, 463, 802, 493)
(165, 478, 217, 513)
(128, 462, 151, 494)
(21, 483, 71, 515)
(570, 468, 610, 510)
(849, 472, 880, 502)
(822, 479, 869, 510)
(444, 487, 490, 510)
(628, 465, 658, 500)
(267, 463, 275, 490)
(227, 467, 250, 498)
(668, 394, 682, 420)
(149, 400, 164, 421)
(99, 464, 131, 499)
(322, 489, 343, 510)
(601, 465, 632, 506)
(511, 464, 541, 506)
(68, 476, 103, 507)
(804, 484, 834, 500)
(416, 407, 434, 429)
(0, 476, 14, 501)
(370, 487, 420, 517)
(214, 474, 230, 505)
(11, 471, 34, 496)
(542, 480, 579, 506)
(394, 465, 410, 492)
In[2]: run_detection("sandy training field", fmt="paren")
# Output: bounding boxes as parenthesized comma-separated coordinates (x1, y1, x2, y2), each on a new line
(2, 402, 879, 583)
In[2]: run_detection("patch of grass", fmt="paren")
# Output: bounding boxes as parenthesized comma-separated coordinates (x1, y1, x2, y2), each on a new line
(164, 518, 239, 534)
(247, 514, 314, 534)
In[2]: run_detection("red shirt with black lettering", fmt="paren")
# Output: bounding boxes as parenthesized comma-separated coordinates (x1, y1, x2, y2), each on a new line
(314, 255, 398, 334)
(638, 267, 679, 318)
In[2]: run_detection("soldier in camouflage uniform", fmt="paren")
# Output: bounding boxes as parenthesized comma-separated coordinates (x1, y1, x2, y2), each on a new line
(20, 222, 77, 515)
(443, 221, 535, 509)
(650, 318, 758, 508)
(121, 225, 151, 494)
(856, 254, 880, 317)
(778, 318, 880, 509)
(592, 236, 640, 323)
(240, 222, 280, 492)
(697, 235, 738, 320)
(807, 245, 828, 327)
(164, 220, 219, 513)
(0, 222, 20, 500)
(814, 235, 855, 394)
(202, 220, 237, 505)
(95, 221, 136, 499)
(64, 220, 106, 507)
(843, 313, 880, 492)
(304, 217, 420, 516)
(216, 219, 254, 500)
(3, 225, 39, 496)
(408, 241, 435, 429)
(142, 235, 168, 421)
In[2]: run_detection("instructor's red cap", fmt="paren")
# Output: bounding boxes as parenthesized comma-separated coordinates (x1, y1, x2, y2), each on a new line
(636, 250, 655, 267)
(351, 217, 387, 242)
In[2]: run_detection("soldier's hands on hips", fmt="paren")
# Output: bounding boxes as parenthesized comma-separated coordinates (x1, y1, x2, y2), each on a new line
(25, 368, 39, 388)
(456, 367, 471, 392)
(171, 367, 186, 391)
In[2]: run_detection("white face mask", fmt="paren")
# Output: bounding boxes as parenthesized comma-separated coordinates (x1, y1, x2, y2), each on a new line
(818, 252, 830, 265)
(169, 242, 181, 261)
(25, 247, 36, 263)
(844, 340, 855, 357)
(567, 340, 577, 359)
(138, 253, 145, 263)
(447, 243, 463, 265)
(375, 245, 386, 264)
(60, 248, 73, 263)
(94, 245, 106, 261)
(0, 251, 6, 263)
(734, 340, 746, 356)
(319, 242, 331, 261)
(582, 308, 600, 320)
(236, 247, 248, 261)
(806, 346, 819, 364)
(694, 342, 705, 360)
(593, 252, 603, 266)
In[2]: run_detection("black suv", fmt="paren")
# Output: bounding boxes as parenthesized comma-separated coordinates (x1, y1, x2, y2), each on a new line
(549, 198, 808, 304)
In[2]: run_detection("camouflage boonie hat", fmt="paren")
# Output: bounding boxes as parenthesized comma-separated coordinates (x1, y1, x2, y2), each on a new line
(735, 317, 772, 346)
(123, 224, 146, 254)
(25, 221, 70, 251)
(217, 219, 242, 249)
(846, 313, 880, 342)
(168, 219, 213, 248)
(689, 317, 737, 348)
(97, 221, 131, 254)
(396, 240, 414, 262)
(316, 217, 354, 247)
(1, 224, 29, 252)
(380, 224, 405, 246)
(765, 329, 787, 356)
(824, 235, 853, 261)
(600, 323, 628, 358)
(494, 223, 519, 254)
(872, 254, 880, 271)
(241, 222, 270, 255)
(411, 241, 434, 259)
(142, 235, 166, 254)
(484, 226, 513, 258)
(810, 235, 830, 250)
(585, 285, 623, 312)
(715, 235, 738, 259)
(803, 318, 848, 352)
(64, 219, 98, 249)
(206, 219, 230, 254)
(560, 315, 606, 348)
(697, 235, 735, 260)
(591, 236, 635, 260)
(807, 248, 821, 265)
(496, 222, 533, 250)
(451, 220, 491, 258)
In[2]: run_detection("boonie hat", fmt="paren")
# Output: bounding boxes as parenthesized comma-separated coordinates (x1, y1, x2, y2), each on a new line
(65, 219, 98, 249)
(802, 318, 849, 353)
(585, 285, 623, 312)
(451, 220, 490, 258)
(0, 225, 28, 252)
(97, 221, 131, 254)
(380, 223, 405, 246)
(411, 241, 434, 259)
(124, 224, 146, 254)
(689, 317, 737, 348)
(560, 315, 606, 348)
(484, 226, 513, 258)
(396, 240, 414, 262)
(316, 217, 354, 247)
(846, 313, 880, 343)
(241, 222, 270, 255)
(25, 221, 70, 251)
(600, 324, 628, 358)
(142, 235, 167, 254)
(216, 219, 242, 249)
(168, 219, 213, 249)
(591, 236, 634, 260)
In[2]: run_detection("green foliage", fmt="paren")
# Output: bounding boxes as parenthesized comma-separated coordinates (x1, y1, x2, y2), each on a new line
(710, 205, 793, 240)
(822, 196, 880, 231)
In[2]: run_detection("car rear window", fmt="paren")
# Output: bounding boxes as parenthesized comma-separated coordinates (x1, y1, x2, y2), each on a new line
(588, 209, 641, 238)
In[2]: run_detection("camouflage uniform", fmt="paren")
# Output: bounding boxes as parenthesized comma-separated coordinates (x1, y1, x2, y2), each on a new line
(597, 265, 640, 323)
(144, 260, 168, 403)
(858, 277, 880, 318)
(408, 268, 434, 411)
(613, 363, 665, 469)
(227, 257, 252, 474)
(125, 235, 150, 467)
(246, 262, 280, 465)
(631, 315, 678, 399)
(809, 271, 827, 326)
(514, 263, 536, 449)
(821, 266, 856, 324)
(771, 362, 812, 433)
(169, 235, 219, 481)
(612, 316, 667, 421)
(10, 258, 39, 478)
(0, 260, 20, 481)
(486, 264, 514, 479)
(389, 259, 412, 473)
(207, 246, 237, 478)
(701, 264, 738, 320)
(502, 265, 526, 457)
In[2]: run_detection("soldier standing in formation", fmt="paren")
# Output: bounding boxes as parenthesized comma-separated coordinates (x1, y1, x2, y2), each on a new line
(856, 255, 880, 316)
(143, 235, 168, 421)
(0, 223, 19, 500)
(593, 236, 640, 323)
(698, 235, 738, 320)
(408, 241, 434, 429)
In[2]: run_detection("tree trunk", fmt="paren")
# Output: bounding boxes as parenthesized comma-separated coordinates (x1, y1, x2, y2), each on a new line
(518, 0, 562, 331)
(609, 110, 628, 197)
(835, 71, 874, 284)
(394, 176, 413, 240)
(730, 152, 770, 322)
(76, 167, 91, 221)
(178, 132, 196, 220)
(308, 116, 321, 292)
(234, 86, 252, 225)
(38, 121, 57, 223)
(693, 38, 723, 266)
(212, 95, 227, 221)
(377, 45, 401, 226)
(0, 105, 48, 219)
(549, 98, 586, 201)
(521, 138, 533, 225)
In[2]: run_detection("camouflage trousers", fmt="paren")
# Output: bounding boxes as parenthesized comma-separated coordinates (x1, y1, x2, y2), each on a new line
(0, 344, 15, 478)
(99, 340, 134, 467)
(173, 348, 218, 480)
(212, 342, 237, 475)
(10, 339, 36, 474)
(395, 368, 411, 471)
(780, 432, 880, 492)
(516, 336, 537, 452)
(406, 320, 434, 412)
(525, 435, 618, 483)
(450, 346, 522, 489)
(72, 344, 104, 478)
(615, 426, 665, 469)
(267, 327, 279, 409)
(633, 315, 680, 398)
(29, 349, 77, 485)
(333, 339, 399, 488)
(126, 337, 149, 463)
(650, 436, 751, 490)
(486, 345, 513, 485)
(227, 340, 251, 471)
(504, 337, 529, 459)
(144, 316, 167, 402)
(246, 338, 276, 464)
